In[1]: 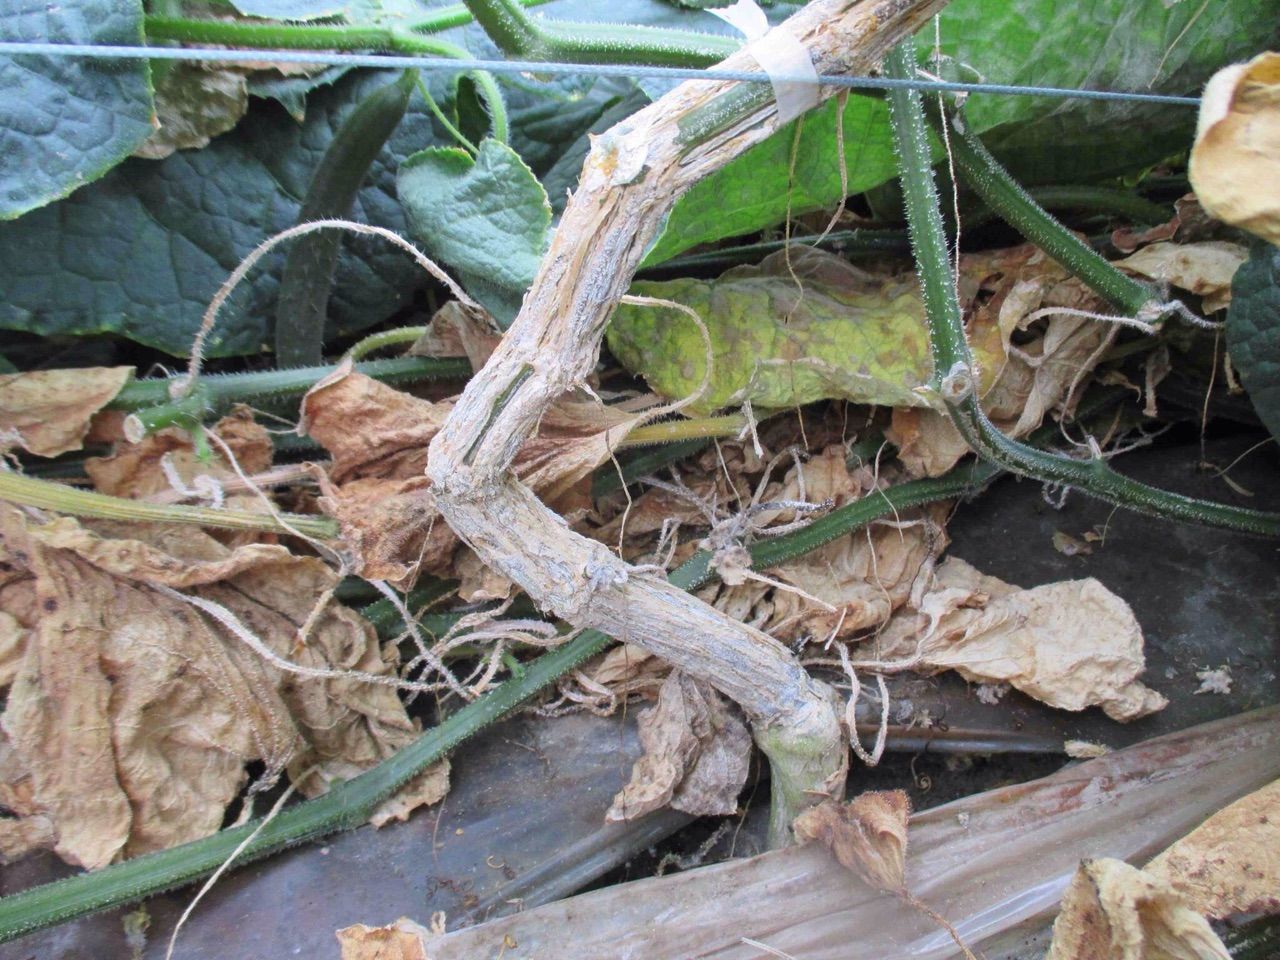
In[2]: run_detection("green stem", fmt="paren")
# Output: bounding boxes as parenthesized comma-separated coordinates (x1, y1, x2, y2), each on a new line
(460, 0, 737, 66)
(145, 16, 467, 58)
(0, 471, 338, 539)
(886, 40, 1280, 538)
(114, 356, 472, 439)
(345, 325, 432, 361)
(624, 414, 746, 447)
(406, 0, 551, 34)
(929, 101, 1157, 316)
(417, 77, 478, 153)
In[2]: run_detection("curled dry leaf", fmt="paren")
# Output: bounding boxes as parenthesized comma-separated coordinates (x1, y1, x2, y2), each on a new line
(336, 917, 432, 960)
(1046, 858, 1230, 960)
(887, 248, 1112, 478)
(868, 558, 1165, 721)
(1190, 52, 1280, 246)
(369, 761, 451, 830)
(792, 790, 910, 893)
(0, 366, 133, 457)
(301, 366, 641, 586)
(1114, 241, 1249, 313)
(607, 670, 750, 821)
(0, 505, 420, 868)
(1145, 778, 1280, 918)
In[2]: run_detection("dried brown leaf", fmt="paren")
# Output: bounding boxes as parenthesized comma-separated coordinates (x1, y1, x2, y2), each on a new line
(0, 366, 133, 457)
(302, 366, 640, 585)
(134, 62, 249, 161)
(1046, 858, 1230, 960)
(607, 671, 750, 820)
(871, 558, 1165, 721)
(792, 790, 911, 893)
(1114, 241, 1248, 313)
(1190, 52, 1280, 245)
(0, 506, 417, 868)
(369, 760, 451, 829)
(336, 918, 432, 960)
(1145, 778, 1280, 918)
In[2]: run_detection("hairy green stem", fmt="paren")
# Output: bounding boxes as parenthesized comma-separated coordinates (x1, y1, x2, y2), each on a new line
(927, 100, 1157, 316)
(145, 16, 466, 57)
(345, 325, 432, 360)
(0, 471, 338, 539)
(460, 0, 737, 66)
(406, 0, 551, 34)
(886, 40, 1280, 538)
(115, 355, 471, 439)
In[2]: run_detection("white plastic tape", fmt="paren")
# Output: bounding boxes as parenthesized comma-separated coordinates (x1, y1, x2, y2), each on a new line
(707, 0, 821, 124)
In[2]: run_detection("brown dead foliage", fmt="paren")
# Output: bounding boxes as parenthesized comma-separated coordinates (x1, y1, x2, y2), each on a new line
(607, 670, 750, 821)
(301, 363, 641, 587)
(1145, 778, 1280, 919)
(792, 790, 910, 893)
(1047, 858, 1230, 960)
(0, 366, 133, 457)
(0, 504, 420, 868)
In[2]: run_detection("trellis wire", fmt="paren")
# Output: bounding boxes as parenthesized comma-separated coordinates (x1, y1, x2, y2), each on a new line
(0, 42, 1200, 106)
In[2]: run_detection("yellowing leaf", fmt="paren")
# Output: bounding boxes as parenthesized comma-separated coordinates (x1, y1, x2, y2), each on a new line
(1145, 778, 1280, 919)
(1190, 52, 1280, 245)
(0, 366, 133, 457)
(1047, 858, 1230, 960)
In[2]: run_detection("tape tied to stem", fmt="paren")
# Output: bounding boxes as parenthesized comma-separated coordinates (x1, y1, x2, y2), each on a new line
(707, 0, 821, 124)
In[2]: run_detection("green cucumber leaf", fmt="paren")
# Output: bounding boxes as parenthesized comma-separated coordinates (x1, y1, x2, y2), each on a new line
(649, 0, 1280, 265)
(1226, 243, 1280, 442)
(0, 0, 153, 218)
(398, 138, 552, 327)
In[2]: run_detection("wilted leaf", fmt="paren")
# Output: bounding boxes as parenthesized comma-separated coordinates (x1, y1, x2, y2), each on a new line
(607, 671, 750, 820)
(135, 63, 251, 161)
(870, 558, 1165, 721)
(1046, 858, 1230, 960)
(1145, 778, 1280, 919)
(792, 790, 911, 893)
(0, 505, 417, 868)
(1190, 52, 1280, 246)
(1114, 241, 1248, 314)
(0, 366, 133, 457)
(301, 367, 640, 585)
(336, 917, 432, 960)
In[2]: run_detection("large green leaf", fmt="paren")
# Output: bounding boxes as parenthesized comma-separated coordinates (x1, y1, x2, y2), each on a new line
(1226, 243, 1280, 442)
(399, 138, 552, 326)
(0, 70, 440, 357)
(648, 0, 1280, 265)
(0, 0, 153, 218)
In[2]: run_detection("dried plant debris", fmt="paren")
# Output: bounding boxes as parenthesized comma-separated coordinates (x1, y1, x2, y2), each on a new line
(1046, 858, 1231, 960)
(607, 670, 751, 821)
(336, 917, 434, 960)
(0, 505, 424, 868)
(1191, 51, 1280, 245)
(865, 558, 1165, 721)
(1114, 241, 1248, 314)
(301, 364, 640, 585)
(1145, 778, 1280, 919)
(0, 366, 133, 457)
(792, 790, 911, 893)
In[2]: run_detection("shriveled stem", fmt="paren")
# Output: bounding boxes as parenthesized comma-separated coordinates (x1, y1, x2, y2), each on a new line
(427, 0, 947, 845)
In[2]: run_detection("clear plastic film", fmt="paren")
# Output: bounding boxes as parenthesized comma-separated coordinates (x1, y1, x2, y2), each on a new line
(416, 707, 1280, 959)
